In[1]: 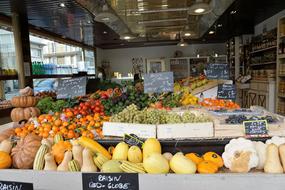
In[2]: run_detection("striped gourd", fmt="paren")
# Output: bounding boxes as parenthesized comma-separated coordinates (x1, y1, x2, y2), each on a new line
(68, 160, 80, 172)
(33, 144, 49, 170)
(54, 134, 64, 144)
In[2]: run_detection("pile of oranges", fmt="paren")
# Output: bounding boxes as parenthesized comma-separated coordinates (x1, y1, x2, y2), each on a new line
(199, 98, 240, 110)
(14, 112, 109, 139)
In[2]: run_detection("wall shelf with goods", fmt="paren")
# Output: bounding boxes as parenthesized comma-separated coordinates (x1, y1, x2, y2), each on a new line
(169, 57, 209, 81)
(277, 16, 285, 116)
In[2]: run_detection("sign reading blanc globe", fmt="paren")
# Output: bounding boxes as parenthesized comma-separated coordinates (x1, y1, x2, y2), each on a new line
(57, 77, 87, 99)
(205, 63, 229, 80)
(144, 72, 174, 93)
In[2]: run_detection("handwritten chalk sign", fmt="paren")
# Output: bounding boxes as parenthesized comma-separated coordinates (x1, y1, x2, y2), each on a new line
(144, 72, 174, 93)
(124, 134, 144, 148)
(0, 180, 33, 190)
(57, 77, 87, 99)
(82, 173, 139, 190)
(217, 84, 237, 100)
(205, 64, 229, 80)
(244, 120, 268, 136)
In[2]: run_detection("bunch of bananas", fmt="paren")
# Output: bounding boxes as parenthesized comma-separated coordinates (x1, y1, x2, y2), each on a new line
(93, 153, 110, 169)
(119, 160, 146, 174)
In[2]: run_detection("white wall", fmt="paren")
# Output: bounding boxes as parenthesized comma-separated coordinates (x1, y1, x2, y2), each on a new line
(97, 43, 226, 76)
(255, 9, 285, 35)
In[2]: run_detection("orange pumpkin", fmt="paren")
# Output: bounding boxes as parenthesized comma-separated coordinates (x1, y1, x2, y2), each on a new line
(11, 134, 42, 169)
(197, 161, 218, 174)
(52, 141, 72, 164)
(10, 107, 40, 122)
(203, 152, 224, 168)
(11, 96, 37, 108)
(185, 153, 204, 164)
(0, 151, 12, 169)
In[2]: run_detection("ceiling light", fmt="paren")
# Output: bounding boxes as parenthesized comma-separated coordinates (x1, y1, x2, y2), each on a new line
(184, 32, 191, 37)
(162, 4, 168, 8)
(103, 31, 107, 34)
(120, 33, 136, 40)
(59, 2, 65, 8)
(209, 30, 215, 34)
(94, 4, 117, 23)
(217, 24, 222, 27)
(177, 38, 188, 47)
(230, 10, 237, 14)
(188, 0, 211, 15)
(194, 8, 205, 13)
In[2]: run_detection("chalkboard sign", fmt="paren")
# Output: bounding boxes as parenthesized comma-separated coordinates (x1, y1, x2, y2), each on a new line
(124, 134, 144, 148)
(205, 64, 229, 80)
(57, 77, 87, 99)
(217, 84, 237, 100)
(144, 72, 174, 93)
(0, 180, 33, 190)
(82, 173, 139, 190)
(244, 120, 268, 136)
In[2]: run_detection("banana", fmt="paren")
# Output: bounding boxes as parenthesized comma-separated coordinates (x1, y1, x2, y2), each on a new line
(120, 161, 146, 173)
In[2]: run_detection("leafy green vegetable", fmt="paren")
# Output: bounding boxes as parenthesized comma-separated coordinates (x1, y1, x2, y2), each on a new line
(36, 97, 54, 114)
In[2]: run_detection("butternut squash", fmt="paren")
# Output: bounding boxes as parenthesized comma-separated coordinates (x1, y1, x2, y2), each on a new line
(0, 139, 13, 154)
(278, 144, 285, 172)
(264, 144, 283, 173)
(72, 144, 83, 167)
(33, 144, 49, 170)
(57, 150, 72, 171)
(81, 148, 97, 172)
(44, 153, 57, 171)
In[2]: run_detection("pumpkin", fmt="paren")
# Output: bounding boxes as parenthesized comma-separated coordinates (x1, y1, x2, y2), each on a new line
(10, 107, 40, 122)
(0, 128, 15, 142)
(0, 151, 12, 169)
(52, 141, 72, 164)
(19, 87, 34, 96)
(11, 96, 37, 108)
(11, 134, 42, 169)
(203, 152, 224, 168)
(197, 161, 218, 174)
(185, 153, 204, 165)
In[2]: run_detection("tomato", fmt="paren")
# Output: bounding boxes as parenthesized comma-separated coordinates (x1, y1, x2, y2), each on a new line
(94, 107, 101, 112)
(100, 105, 104, 109)
(95, 101, 101, 106)
(74, 106, 79, 110)
(82, 106, 89, 111)
(91, 105, 95, 109)
(99, 112, 105, 116)
(85, 102, 91, 107)
(79, 102, 85, 107)
(73, 110, 79, 115)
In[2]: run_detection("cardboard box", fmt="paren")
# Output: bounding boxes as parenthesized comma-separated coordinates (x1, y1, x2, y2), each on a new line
(157, 122, 214, 139)
(103, 122, 156, 138)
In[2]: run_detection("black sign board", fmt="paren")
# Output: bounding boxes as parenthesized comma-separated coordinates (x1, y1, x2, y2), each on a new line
(217, 84, 237, 100)
(244, 120, 268, 136)
(205, 64, 229, 80)
(124, 134, 144, 148)
(57, 77, 87, 99)
(0, 180, 33, 190)
(82, 173, 139, 190)
(144, 72, 174, 93)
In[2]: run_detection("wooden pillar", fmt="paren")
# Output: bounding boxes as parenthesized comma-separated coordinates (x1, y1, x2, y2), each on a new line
(11, 0, 33, 88)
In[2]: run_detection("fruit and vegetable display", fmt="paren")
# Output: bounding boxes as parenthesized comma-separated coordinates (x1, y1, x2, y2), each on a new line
(225, 115, 277, 124)
(110, 104, 212, 124)
(0, 99, 12, 109)
(176, 75, 208, 91)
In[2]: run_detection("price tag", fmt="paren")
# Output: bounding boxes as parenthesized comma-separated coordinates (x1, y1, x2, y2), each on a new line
(243, 120, 268, 136)
(205, 64, 229, 80)
(0, 180, 33, 190)
(144, 72, 174, 93)
(124, 134, 144, 148)
(82, 173, 139, 190)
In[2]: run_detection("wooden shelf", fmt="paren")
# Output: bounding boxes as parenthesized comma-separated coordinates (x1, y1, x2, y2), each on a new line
(278, 93, 285, 98)
(0, 75, 18, 80)
(250, 46, 277, 54)
(279, 74, 285, 77)
(278, 54, 285, 59)
(250, 61, 276, 66)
